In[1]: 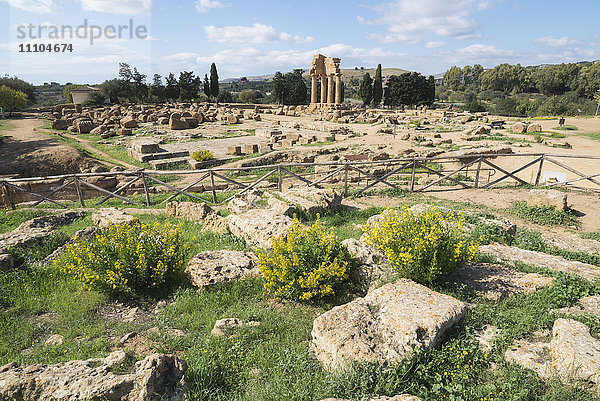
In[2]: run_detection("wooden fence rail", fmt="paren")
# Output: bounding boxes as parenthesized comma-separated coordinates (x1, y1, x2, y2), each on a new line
(1, 152, 599, 209)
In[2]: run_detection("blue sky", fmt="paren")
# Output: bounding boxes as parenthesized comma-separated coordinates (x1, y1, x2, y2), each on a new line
(1, 0, 599, 84)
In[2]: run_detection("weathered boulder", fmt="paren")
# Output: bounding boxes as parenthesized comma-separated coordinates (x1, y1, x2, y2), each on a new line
(505, 319, 600, 386)
(510, 123, 528, 134)
(527, 123, 542, 133)
(130, 138, 160, 154)
(202, 213, 229, 234)
(211, 318, 260, 336)
(310, 279, 466, 370)
(51, 119, 68, 130)
(74, 119, 96, 134)
(448, 263, 554, 300)
(527, 189, 567, 211)
(185, 250, 259, 288)
(481, 243, 600, 282)
(275, 188, 342, 214)
(169, 116, 189, 130)
(165, 201, 213, 221)
(226, 209, 294, 248)
(92, 208, 138, 229)
(120, 116, 138, 129)
(0, 352, 187, 401)
(227, 190, 263, 215)
(0, 211, 85, 254)
(267, 195, 297, 215)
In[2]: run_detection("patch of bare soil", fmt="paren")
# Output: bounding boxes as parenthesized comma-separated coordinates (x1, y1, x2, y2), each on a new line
(0, 115, 104, 177)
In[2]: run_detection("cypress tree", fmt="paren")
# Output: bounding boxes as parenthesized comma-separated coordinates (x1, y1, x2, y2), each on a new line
(209, 63, 219, 100)
(203, 74, 210, 98)
(372, 64, 383, 107)
(358, 73, 373, 106)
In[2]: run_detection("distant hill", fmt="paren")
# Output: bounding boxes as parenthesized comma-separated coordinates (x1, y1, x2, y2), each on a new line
(222, 67, 413, 84)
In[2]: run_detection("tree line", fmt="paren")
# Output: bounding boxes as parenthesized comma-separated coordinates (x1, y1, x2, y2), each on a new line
(441, 61, 600, 116)
(358, 64, 435, 108)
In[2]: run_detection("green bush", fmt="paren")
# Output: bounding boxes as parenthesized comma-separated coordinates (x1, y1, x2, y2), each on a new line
(258, 218, 350, 301)
(191, 149, 214, 162)
(510, 201, 579, 227)
(55, 221, 188, 298)
(363, 207, 479, 284)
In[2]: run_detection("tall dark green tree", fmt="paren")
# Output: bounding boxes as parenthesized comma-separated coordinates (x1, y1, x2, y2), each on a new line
(384, 72, 434, 107)
(99, 79, 122, 103)
(149, 74, 165, 103)
(210, 63, 219, 100)
(359, 73, 373, 106)
(178, 71, 200, 102)
(272, 72, 285, 104)
(372, 64, 383, 107)
(165, 73, 180, 101)
(131, 67, 147, 102)
(271, 70, 307, 105)
(203, 74, 211, 98)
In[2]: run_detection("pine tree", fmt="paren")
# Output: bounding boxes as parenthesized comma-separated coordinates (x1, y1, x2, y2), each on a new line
(358, 73, 373, 106)
(210, 63, 219, 100)
(372, 64, 383, 107)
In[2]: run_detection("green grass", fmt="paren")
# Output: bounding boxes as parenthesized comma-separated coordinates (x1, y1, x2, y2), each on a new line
(585, 133, 600, 141)
(3, 207, 600, 400)
(553, 125, 578, 131)
(42, 131, 117, 167)
(580, 231, 600, 241)
(509, 201, 579, 227)
(0, 209, 52, 233)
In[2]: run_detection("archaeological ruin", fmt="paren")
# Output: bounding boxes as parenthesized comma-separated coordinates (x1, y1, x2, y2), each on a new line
(309, 54, 343, 110)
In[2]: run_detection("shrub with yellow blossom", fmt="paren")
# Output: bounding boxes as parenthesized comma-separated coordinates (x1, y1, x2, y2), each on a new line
(191, 149, 214, 162)
(363, 206, 479, 284)
(258, 218, 350, 301)
(55, 221, 188, 298)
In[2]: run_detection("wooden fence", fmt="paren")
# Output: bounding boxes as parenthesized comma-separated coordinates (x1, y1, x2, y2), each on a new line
(1, 153, 599, 209)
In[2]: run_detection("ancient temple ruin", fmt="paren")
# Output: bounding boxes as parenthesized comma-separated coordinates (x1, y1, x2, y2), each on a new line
(309, 54, 342, 108)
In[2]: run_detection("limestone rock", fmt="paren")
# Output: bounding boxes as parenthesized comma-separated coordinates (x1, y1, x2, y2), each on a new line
(226, 209, 294, 248)
(165, 201, 213, 221)
(120, 116, 138, 129)
(511, 123, 527, 134)
(341, 238, 385, 266)
(556, 295, 600, 317)
(227, 190, 263, 215)
(527, 123, 542, 133)
(210, 318, 260, 336)
(527, 189, 567, 211)
(288, 187, 342, 211)
(51, 119, 68, 130)
(550, 318, 600, 383)
(310, 279, 466, 370)
(92, 208, 138, 229)
(481, 243, 600, 282)
(0, 352, 187, 401)
(267, 195, 297, 215)
(448, 263, 554, 300)
(202, 213, 229, 234)
(169, 116, 189, 130)
(44, 334, 64, 346)
(506, 319, 600, 386)
(185, 250, 259, 288)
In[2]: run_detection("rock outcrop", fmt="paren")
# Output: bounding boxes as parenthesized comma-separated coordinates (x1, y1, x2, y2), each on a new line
(0, 351, 187, 401)
(165, 201, 213, 221)
(226, 209, 294, 248)
(481, 243, 600, 282)
(527, 189, 568, 211)
(92, 208, 138, 229)
(311, 279, 466, 370)
(185, 250, 259, 288)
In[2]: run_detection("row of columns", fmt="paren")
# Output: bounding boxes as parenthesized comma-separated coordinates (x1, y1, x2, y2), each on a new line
(311, 74, 342, 105)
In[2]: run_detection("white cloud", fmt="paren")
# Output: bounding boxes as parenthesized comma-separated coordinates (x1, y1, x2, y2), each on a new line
(195, 0, 226, 13)
(203, 23, 313, 44)
(426, 41, 446, 48)
(1, 0, 53, 13)
(440, 43, 516, 64)
(164, 43, 399, 76)
(362, 0, 496, 43)
(535, 36, 580, 48)
(77, 0, 152, 15)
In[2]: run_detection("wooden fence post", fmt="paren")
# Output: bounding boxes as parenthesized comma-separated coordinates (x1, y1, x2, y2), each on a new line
(74, 176, 85, 207)
(343, 164, 349, 197)
(210, 170, 217, 203)
(410, 160, 417, 192)
(141, 171, 150, 207)
(534, 155, 545, 186)
(277, 166, 283, 192)
(2, 182, 15, 210)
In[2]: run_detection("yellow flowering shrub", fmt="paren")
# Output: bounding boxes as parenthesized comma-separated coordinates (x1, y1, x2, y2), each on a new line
(55, 221, 188, 298)
(191, 149, 214, 162)
(363, 206, 479, 284)
(258, 218, 350, 301)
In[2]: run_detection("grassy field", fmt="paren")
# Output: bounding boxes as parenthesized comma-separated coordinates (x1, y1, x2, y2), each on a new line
(2, 196, 600, 400)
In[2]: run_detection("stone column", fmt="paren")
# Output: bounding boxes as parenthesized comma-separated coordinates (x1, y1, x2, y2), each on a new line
(335, 74, 342, 104)
(327, 74, 334, 104)
(311, 75, 318, 104)
(320, 75, 327, 104)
